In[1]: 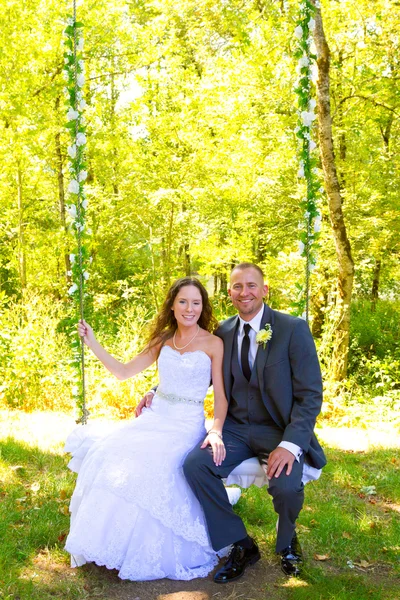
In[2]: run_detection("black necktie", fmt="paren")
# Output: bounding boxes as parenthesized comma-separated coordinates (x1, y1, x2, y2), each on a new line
(241, 324, 252, 381)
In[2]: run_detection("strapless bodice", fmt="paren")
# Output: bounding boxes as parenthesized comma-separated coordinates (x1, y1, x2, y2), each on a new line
(157, 345, 211, 404)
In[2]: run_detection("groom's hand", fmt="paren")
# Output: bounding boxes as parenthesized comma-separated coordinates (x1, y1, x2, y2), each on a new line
(267, 447, 295, 480)
(134, 390, 154, 417)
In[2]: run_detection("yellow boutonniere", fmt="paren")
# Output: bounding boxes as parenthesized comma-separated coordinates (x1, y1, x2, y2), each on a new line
(256, 324, 273, 349)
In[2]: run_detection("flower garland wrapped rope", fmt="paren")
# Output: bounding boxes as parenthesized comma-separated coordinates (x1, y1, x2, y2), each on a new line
(293, 0, 322, 322)
(63, 4, 90, 424)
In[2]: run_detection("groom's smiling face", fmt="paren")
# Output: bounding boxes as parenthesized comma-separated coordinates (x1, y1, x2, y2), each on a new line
(228, 267, 268, 321)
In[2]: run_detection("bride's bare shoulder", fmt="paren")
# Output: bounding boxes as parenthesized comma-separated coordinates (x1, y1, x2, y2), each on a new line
(199, 330, 223, 352)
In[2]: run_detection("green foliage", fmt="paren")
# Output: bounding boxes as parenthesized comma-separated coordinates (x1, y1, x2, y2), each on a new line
(346, 300, 400, 402)
(0, 294, 71, 411)
(0, 0, 399, 409)
(0, 294, 159, 417)
(349, 300, 400, 360)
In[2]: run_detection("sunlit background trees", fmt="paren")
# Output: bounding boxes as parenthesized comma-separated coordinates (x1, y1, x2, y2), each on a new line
(0, 0, 399, 418)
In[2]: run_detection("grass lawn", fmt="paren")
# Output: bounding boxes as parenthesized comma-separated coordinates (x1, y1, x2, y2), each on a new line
(0, 410, 399, 600)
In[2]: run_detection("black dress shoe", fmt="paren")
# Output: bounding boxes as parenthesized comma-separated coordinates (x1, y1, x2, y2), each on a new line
(214, 539, 260, 584)
(279, 533, 303, 577)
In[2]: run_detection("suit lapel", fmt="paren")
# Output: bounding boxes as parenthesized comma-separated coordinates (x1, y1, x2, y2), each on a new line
(256, 304, 274, 386)
(222, 316, 239, 400)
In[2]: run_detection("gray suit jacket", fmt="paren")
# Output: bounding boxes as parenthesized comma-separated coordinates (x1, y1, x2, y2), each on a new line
(215, 304, 326, 469)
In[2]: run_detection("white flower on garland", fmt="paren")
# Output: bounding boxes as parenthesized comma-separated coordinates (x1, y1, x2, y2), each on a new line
(301, 111, 316, 127)
(83, 271, 90, 280)
(77, 73, 85, 88)
(78, 99, 86, 110)
(76, 132, 86, 146)
(310, 64, 318, 82)
(82, 199, 89, 209)
(294, 25, 303, 39)
(309, 139, 317, 151)
(78, 170, 87, 182)
(70, 253, 76, 263)
(298, 163, 305, 178)
(67, 107, 79, 121)
(298, 240, 305, 254)
(309, 18, 316, 31)
(68, 283, 78, 295)
(67, 17, 74, 26)
(309, 98, 317, 110)
(67, 204, 77, 218)
(68, 180, 80, 194)
(77, 38, 84, 51)
(299, 56, 309, 68)
(68, 144, 77, 158)
(314, 214, 322, 232)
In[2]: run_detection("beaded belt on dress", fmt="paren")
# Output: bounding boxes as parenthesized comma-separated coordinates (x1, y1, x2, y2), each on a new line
(156, 390, 203, 405)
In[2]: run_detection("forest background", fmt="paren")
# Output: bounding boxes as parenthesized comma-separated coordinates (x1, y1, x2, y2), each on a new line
(0, 0, 399, 423)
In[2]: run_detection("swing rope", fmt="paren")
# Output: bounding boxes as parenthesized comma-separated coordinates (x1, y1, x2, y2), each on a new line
(72, 0, 87, 424)
(64, 2, 89, 424)
(294, 0, 322, 324)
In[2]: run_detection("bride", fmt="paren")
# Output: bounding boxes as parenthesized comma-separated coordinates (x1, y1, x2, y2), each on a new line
(64, 277, 228, 580)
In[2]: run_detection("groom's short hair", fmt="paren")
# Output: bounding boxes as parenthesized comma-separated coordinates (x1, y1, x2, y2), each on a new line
(231, 262, 265, 280)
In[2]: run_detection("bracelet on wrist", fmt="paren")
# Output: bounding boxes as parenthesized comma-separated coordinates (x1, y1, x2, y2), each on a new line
(208, 430, 223, 440)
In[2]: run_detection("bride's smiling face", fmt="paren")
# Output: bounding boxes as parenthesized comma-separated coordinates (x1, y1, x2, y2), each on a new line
(172, 285, 203, 328)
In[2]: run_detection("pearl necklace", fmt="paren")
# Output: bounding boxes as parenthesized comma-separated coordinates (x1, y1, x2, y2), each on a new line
(173, 325, 200, 350)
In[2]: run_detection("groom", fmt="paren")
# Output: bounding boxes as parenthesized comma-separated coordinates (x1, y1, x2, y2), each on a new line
(183, 263, 326, 581)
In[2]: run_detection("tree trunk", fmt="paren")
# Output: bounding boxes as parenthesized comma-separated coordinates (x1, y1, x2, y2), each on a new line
(380, 113, 393, 151)
(110, 67, 119, 196)
(17, 168, 27, 288)
(183, 243, 191, 276)
(371, 258, 381, 312)
(337, 50, 347, 189)
(313, 2, 354, 381)
(311, 271, 329, 339)
(220, 272, 227, 294)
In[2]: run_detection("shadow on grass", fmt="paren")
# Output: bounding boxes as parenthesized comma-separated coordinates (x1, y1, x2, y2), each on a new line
(282, 571, 392, 600)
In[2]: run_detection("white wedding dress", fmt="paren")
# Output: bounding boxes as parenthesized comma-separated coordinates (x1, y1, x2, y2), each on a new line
(64, 346, 220, 581)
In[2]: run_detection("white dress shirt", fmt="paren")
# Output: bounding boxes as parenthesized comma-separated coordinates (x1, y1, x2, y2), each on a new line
(238, 307, 302, 462)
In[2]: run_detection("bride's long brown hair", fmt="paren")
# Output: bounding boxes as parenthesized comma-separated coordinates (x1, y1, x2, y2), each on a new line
(146, 277, 218, 352)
